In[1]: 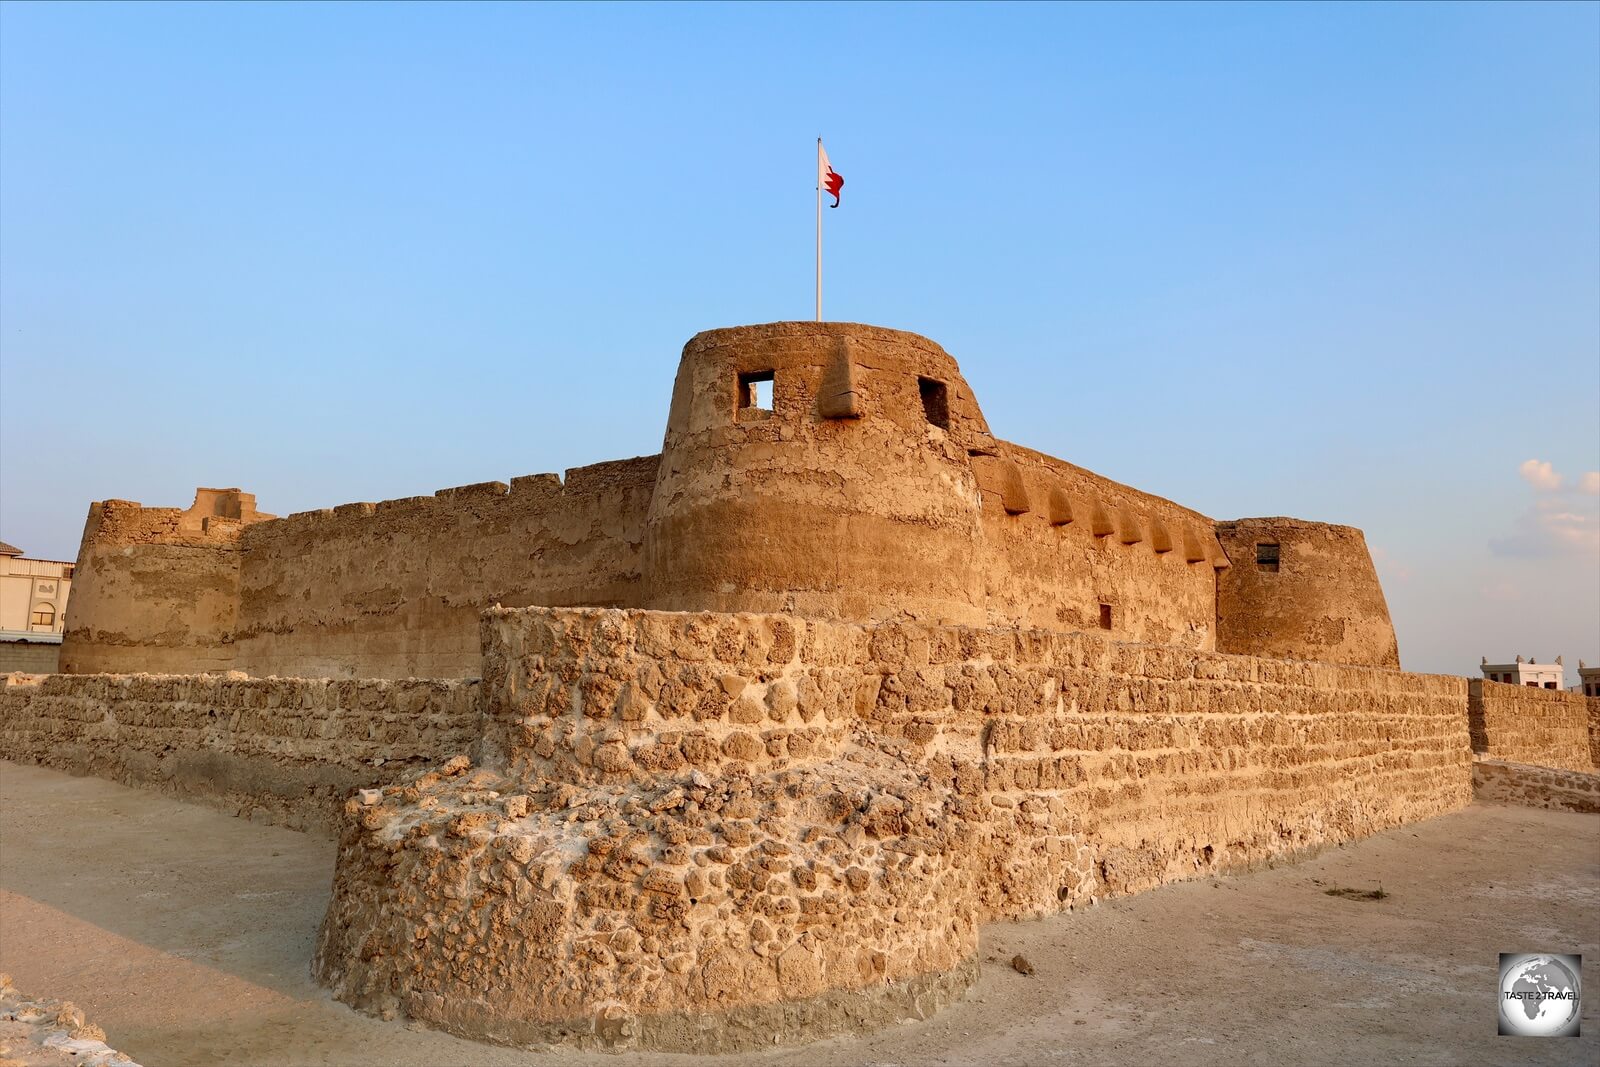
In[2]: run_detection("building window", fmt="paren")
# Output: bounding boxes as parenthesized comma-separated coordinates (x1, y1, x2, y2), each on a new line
(1098, 603, 1113, 630)
(1544, 681, 1557, 690)
(918, 377, 950, 430)
(1525, 681, 1538, 687)
(30, 605, 55, 628)
(737, 370, 774, 413)
(1256, 543, 1280, 572)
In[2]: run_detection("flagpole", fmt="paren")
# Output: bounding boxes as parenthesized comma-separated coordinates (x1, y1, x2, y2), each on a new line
(815, 137, 823, 322)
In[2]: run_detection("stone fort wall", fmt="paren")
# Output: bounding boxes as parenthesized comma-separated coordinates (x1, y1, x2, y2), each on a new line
(311, 605, 1471, 1050)
(1468, 678, 1597, 774)
(58, 489, 264, 675)
(0, 671, 481, 831)
(232, 457, 659, 679)
(58, 323, 1402, 680)
(14, 604, 1596, 1048)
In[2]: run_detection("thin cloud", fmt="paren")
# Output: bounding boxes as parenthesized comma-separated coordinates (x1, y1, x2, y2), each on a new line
(1491, 461, 1600, 559)
(1489, 497, 1600, 559)
(1518, 459, 1564, 491)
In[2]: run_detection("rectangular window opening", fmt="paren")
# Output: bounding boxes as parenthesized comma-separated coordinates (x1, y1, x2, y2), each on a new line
(737, 370, 774, 413)
(918, 377, 950, 430)
(1098, 603, 1113, 630)
(1544, 681, 1557, 689)
(1256, 543, 1280, 572)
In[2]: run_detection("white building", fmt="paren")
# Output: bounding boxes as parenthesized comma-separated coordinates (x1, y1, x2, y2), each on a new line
(1578, 661, 1600, 699)
(1480, 655, 1565, 690)
(0, 540, 74, 672)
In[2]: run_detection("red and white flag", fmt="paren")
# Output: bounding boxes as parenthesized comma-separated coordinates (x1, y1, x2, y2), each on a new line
(819, 142, 843, 208)
(815, 138, 843, 321)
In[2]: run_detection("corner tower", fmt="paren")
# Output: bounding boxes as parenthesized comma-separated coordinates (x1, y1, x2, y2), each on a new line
(642, 322, 994, 624)
(1214, 517, 1400, 668)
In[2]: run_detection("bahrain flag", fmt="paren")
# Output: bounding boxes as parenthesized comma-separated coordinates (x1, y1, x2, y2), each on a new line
(819, 142, 843, 208)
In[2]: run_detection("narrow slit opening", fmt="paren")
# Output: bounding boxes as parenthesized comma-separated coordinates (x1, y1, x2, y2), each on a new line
(918, 377, 949, 430)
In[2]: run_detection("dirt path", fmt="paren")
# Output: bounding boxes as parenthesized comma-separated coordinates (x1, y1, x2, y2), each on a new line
(2, 760, 1596, 1066)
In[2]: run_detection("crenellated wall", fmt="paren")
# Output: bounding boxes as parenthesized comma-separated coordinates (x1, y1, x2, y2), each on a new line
(232, 457, 658, 679)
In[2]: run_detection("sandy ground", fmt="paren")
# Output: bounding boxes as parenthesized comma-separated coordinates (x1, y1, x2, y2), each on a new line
(1, 761, 1596, 1067)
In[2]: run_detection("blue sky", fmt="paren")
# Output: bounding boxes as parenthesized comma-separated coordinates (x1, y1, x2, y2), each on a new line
(2, 1, 1595, 679)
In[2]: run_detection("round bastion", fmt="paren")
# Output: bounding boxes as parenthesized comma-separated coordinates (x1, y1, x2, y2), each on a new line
(643, 321, 996, 625)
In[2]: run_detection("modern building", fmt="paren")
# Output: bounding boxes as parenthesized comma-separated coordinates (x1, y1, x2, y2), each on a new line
(1479, 655, 1564, 690)
(1578, 661, 1600, 698)
(0, 540, 74, 672)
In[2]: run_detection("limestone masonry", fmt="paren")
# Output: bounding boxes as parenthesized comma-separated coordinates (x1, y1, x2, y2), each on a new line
(6, 321, 1596, 1051)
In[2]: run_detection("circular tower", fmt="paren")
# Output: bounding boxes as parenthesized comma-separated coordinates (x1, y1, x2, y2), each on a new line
(642, 321, 995, 624)
(1214, 517, 1400, 668)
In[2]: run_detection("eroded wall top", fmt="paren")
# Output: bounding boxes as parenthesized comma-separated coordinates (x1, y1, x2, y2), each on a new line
(58, 490, 274, 675)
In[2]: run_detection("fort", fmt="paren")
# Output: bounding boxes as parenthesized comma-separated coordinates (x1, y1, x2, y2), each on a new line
(3, 321, 1595, 1051)
(55, 322, 1399, 678)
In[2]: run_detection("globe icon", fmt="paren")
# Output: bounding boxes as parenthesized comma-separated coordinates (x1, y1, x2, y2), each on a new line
(1499, 955, 1581, 1037)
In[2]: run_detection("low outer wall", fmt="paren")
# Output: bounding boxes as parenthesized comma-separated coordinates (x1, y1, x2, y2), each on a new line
(314, 607, 1472, 1051)
(1472, 757, 1600, 814)
(1467, 678, 1597, 774)
(0, 641, 60, 674)
(0, 672, 482, 831)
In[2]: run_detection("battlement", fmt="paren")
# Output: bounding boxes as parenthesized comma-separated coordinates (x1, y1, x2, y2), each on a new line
(258, 457, 660, 537)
